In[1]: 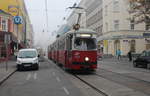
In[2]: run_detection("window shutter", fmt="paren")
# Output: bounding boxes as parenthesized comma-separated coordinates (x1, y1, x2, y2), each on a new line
(8, 19, 11, 32)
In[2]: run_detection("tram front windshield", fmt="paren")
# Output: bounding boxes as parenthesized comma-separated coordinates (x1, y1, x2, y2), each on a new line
(74, 38, 96, 50)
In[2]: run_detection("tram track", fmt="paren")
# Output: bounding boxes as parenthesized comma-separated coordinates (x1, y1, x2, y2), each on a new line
(95, 69, 150, 95)
(47, 59, 109, 96)
(73, 74, 109, 96)
(48, 59, 149, 95)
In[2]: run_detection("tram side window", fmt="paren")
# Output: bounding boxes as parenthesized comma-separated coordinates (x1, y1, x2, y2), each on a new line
(60, 41, 65, 50)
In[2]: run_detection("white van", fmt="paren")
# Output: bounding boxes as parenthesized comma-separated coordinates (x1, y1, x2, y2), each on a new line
(16, 48, 39, 70)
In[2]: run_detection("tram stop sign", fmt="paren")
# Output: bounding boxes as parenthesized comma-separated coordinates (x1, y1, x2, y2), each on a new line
(73, 24, 80, 30)
(13, 16, 22, 24)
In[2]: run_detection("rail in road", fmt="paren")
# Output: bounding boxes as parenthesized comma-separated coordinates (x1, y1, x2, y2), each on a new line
(73, 72, 149, 96)
(96, 69, 150, 95)
(74, 74, 109, 96)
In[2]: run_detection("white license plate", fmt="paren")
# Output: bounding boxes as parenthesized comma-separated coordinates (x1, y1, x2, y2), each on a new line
(24, 65, 31, 67)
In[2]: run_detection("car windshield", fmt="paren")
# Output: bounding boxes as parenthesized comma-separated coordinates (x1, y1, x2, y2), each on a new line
(74, 38, 96, 50)
(141, 51, 150, 57)
(18, 51, 37, 58)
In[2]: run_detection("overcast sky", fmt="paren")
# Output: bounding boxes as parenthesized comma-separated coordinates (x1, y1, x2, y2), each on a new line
(24, 0, 80, 49)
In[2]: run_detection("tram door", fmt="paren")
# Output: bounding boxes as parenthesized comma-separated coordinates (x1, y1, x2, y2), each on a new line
(65, 34, 73, 68)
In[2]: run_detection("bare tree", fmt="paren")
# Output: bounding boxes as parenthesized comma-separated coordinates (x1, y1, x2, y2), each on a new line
(128, 0, 150, 30)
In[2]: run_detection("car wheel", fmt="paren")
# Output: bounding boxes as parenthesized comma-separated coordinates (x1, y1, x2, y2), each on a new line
(133, 62, 138, 67)
(147, 64, 150, 69)
(17, 66, 22, 71)
(35, 64, 39, 70)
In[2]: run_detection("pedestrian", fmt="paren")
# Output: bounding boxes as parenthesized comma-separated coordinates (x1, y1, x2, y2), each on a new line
(116, 49, 121, 60)
(128, 50, 132, 62)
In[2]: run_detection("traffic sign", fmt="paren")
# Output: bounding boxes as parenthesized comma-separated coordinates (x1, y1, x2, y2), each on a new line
(13, 16, 22, 24)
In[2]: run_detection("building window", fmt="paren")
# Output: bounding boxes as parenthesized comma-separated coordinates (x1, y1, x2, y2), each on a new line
(130, 18, 134, 30)
(2, 19, 8, 32)
(145, 24, 150, 30)
(114, 20, 119, 31)
(113, 0, 119, 12)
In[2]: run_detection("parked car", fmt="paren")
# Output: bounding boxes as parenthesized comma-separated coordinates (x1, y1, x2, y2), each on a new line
(133, 50, 150, 69)
(16, 48, 39, 71)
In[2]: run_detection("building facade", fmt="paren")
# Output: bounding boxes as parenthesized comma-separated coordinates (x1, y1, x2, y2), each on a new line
(99, 0, 149, 56)
(0, 10, 15, 60)
(0, 0, 33, 61)
(0, 0, 33, 48)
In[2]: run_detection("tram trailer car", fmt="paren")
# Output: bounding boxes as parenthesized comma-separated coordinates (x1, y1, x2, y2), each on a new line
(48, 29, 97, 71)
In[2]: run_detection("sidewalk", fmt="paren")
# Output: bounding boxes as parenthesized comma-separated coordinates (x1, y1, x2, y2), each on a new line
(99, 56, 133, 63)
(0, 57, 17, 85)
(98, 56, 150, 82)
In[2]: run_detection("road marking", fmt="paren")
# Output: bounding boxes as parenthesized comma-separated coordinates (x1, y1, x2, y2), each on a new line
(52, 72, 56, 76)
(34, 73, 37, 80)
(56, 77, 61, 82)
(63, 87, 70, 95)
(26, 73, 31, 80)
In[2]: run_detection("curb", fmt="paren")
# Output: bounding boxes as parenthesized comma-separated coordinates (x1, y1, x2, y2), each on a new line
(0, 69, 17, 85)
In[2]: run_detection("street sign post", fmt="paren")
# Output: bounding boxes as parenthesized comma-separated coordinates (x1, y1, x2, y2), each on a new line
(13, 16, 23, 50)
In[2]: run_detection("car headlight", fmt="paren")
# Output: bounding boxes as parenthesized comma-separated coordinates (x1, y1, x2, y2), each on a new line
(85, 57, 89, 62)
(17, 60, 22, 64)
(33, 59, 38, 63)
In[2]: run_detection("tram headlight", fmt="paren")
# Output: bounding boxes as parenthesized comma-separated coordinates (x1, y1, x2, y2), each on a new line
(85, 57, 89, 62)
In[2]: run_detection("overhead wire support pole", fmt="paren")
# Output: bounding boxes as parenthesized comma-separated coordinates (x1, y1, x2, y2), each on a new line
(45, 0, 49, 32)
(67, 5, 84, 27)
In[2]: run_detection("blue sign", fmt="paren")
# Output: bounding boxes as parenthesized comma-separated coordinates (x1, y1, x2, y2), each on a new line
(13, 16, 22, 24)
(143, 33, 150, 38)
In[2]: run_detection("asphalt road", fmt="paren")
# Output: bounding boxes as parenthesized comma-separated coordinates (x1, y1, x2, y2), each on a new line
(0, 59, 84, 96)
(1, 57, 150, 96)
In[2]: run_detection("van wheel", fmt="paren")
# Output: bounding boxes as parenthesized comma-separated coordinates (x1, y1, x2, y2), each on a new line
(36, 65, 39, 70)
(34, 64, 39, 70)
(17, 66, 22, 71)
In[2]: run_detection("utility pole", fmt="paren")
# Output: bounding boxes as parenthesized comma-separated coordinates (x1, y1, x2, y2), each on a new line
(45, 0, 49, 32)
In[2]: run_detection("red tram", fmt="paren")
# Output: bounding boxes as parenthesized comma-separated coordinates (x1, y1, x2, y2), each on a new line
(48, 28, 97, 71)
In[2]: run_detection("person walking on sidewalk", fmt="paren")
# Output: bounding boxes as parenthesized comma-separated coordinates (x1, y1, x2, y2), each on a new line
(128, 50, 132, 62)
(116, 49, 121, 60)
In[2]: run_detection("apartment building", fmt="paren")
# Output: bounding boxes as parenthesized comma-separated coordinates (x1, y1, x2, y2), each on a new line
(0, 0, 33, 61)
(0, 0, 33, 48)
(100, 0, 149, 56)
(82, 0, 149, 55)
